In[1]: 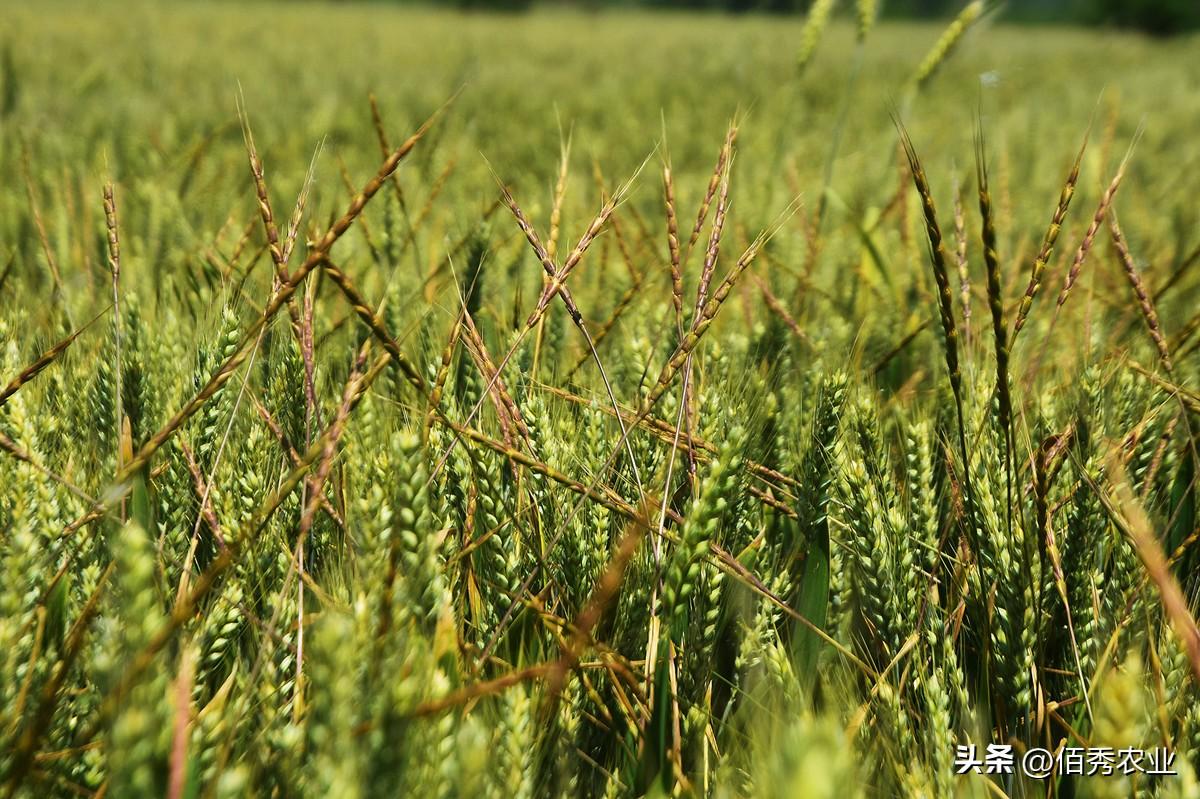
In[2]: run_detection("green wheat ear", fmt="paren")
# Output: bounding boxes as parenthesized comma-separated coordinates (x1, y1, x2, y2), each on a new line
(661, 424, 747, 644)
(306, 611, 366, 798)
(910, 0, 986, 92)
(103, 521, 170, 798)
(388, 430, 446, 633)
(797, 0, 839, 73)
(2, 10, 1197, 798)
(785, 371, 846, 682)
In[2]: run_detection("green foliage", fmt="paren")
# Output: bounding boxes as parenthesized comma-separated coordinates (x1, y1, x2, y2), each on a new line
(0, 4, 1198, 798)
(1091, 0, 1200, 34)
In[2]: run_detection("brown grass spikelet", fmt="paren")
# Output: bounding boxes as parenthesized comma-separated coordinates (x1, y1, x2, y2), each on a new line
(319, 258, 430, 395)
(102, 183, 121, 287)
(558, 164, 643, 284)
(1010, 130, 1087, 343)
(1109, 211, 1173, 373)
(460, 307, 531, 445)
(281, 142, 322, 266)
(894, 117, 987, 625)
(641, 208, 792, 414)
(663, 159, 684, 338)
(238, 102, 285, 274)
(0, 306, 109, 409)
(493, 177, 585, 325)
(115, 94, 453, 481)
(686, 123, 737, 257)
(1053, 129, 1139, 319)
(976, 129, 1011, 439)
(895, 121, 961, 403)
(695, 160, 731, 318)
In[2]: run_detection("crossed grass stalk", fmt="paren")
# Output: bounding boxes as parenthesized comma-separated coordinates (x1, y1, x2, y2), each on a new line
(2, 20, 1200, 797)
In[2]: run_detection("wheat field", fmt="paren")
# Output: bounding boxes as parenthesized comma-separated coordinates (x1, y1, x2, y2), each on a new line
(1, 2, 1199, 797)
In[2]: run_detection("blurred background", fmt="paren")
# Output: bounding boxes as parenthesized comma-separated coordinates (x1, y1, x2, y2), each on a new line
(369, 0, 1200, 35)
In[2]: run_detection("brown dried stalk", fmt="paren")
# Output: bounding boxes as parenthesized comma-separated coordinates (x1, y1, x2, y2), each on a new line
(753, 274, 811, 346)
(336, 154, 385, 265)
(494, 179, 585, 325)
(248, 392, 345, 529)
(239, 104, 286, 274)
(536, 381, 799, 491)
(318, 259, 429, 395)
(368, 92, 418, 252)
(0, 306, 110, 409)
(443, 168, 647, 492)
(591, 158, 641, 280)
(556, 170, 640, 287)
(178, 440, 226, 548)
(297, 344, 365, 544)
(565, 268, 645, 380)
(461, 307, 530, 445)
